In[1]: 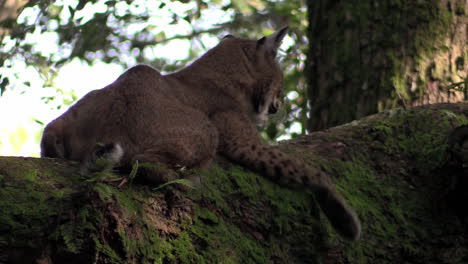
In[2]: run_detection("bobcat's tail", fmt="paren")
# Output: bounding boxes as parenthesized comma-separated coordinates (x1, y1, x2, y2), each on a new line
(314, 186, 361, 241)
(80, 143, 124, 174)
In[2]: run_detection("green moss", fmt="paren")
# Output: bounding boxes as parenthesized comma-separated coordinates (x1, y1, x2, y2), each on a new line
(391, 72, 410, 100)
(0, 158, 110, 261)
(189, 166, 232, 216)
(368, 109, 468, 172)
(113, 187, 143, 216)
(314, 0, 462, 118)
(108, 220, 207, 263)
(92, 182, 114, 201)
(0, 158, 262, 262)
(329, 156, 431, 262)
(0, 188, 88, 256)
(196, 207, 219, 224)
(93, 237, 123, 263)
(144, 229, 180, 263)
(204, 165, 317, 233)
(3, 104, 467, 263)
(0, 159, 78, 251)
(22, 169, 38, 182)
(172, 232, 205, 263)
(402, 1, 460, 97)
(190, 205, 269, 263)
(322, 108, 468, 263)
(185, 165, 323, 263)
(59, 221, 85, 253)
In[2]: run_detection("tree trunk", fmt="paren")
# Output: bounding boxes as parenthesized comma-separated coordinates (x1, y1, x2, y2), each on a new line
(306, 0, 468, 131)
(1, 103, 468, 264)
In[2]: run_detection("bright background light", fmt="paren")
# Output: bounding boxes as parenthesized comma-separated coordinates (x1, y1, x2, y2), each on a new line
(0, 58, 124, 156)
(0, 1, 198, 157)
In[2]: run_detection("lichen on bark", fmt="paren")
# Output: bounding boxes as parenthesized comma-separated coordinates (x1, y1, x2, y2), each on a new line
(306, 0, 467, 131)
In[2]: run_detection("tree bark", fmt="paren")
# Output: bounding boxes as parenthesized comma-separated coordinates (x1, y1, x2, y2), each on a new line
(1, 103, 468, 264)
(306, 0, 468, 131)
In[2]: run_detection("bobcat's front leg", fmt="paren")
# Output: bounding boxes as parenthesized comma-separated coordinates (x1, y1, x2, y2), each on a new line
(211, 111, 361, 240)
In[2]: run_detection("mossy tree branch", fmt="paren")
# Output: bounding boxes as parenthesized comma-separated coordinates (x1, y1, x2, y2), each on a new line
(1, 103, 468, 263)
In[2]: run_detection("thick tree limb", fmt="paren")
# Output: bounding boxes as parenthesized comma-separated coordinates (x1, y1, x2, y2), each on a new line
(1, 103, 467, 263)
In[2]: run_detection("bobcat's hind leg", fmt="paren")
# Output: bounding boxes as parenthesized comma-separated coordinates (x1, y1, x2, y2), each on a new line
(132, 151, 180, 185)
(133, 138, 217, 187)
(131, 112, 218, 187)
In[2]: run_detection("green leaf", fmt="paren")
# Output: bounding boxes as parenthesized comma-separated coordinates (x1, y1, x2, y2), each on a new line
(153, 179, 194, 191)
(34, 119, 44, 125)
(128, 160, 139, 182)
(0, 77, 9, 96)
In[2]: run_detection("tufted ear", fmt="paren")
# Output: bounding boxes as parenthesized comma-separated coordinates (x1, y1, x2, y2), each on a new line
(222, 34, 235, 40)
(257, 26, 288, 55)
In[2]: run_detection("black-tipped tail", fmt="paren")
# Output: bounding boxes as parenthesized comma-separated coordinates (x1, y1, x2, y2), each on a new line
(94, 143, 124, 164)
(81, 143, 124, 174)
(315, 187, 361, 241)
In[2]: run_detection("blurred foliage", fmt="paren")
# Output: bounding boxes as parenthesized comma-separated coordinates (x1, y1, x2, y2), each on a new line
(0, 0, 309, 140)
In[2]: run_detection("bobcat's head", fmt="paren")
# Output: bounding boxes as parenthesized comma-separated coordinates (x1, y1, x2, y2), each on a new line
(219, 27, 288, 126)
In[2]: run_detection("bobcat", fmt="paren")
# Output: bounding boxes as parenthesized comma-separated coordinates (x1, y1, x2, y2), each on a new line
(41, 27, 361, 240)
